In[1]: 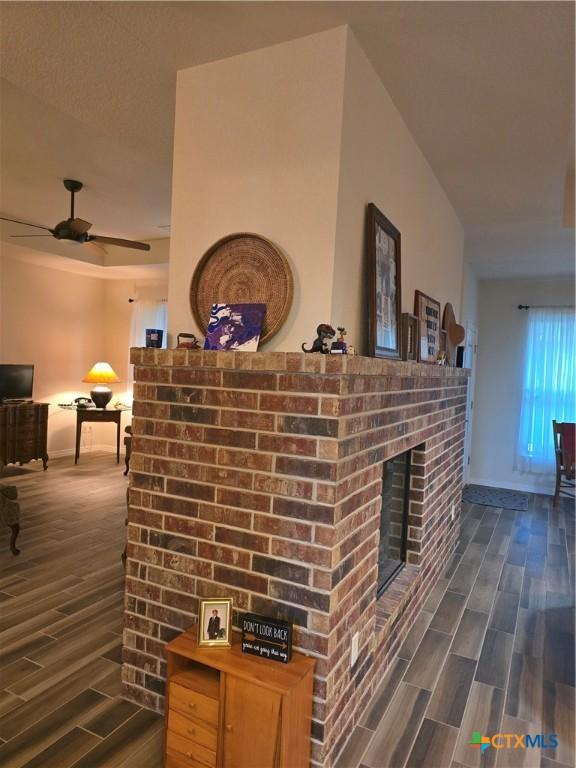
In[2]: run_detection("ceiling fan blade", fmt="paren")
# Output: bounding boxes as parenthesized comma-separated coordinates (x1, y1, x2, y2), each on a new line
(89, 235, 150, 251)
(69, 218, 92, 235)
(0, 215, 53, 232)
(9, 234, 52, 237)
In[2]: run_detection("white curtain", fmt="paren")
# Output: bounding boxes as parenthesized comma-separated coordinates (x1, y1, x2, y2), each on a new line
(127, 300, 168, 398)
(129, 300, 168, 349)
(516, 307, 576, 475)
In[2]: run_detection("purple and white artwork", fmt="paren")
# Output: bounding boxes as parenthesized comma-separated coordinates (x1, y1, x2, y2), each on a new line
(204, 303, 266, 351)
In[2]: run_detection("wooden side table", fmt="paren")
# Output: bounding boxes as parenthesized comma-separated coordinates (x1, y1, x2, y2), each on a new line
(163, 626, 315, 768)
(74, 408, 122, 464)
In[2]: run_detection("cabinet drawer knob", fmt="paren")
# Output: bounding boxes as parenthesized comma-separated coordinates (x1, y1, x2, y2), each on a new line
(225, 724, 233, 732)
(187, 728, 195, 736)
(188, 702, 196, 709)
(186, 752, 193, 759)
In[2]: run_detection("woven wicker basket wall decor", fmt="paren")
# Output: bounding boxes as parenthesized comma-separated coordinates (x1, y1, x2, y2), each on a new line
(190, 233, 294, 344)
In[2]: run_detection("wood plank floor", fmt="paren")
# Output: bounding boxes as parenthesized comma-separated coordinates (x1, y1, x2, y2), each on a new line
(338, 494, 575, 768)
(0, 454, 163, 767)
(1, 457, 573, 767)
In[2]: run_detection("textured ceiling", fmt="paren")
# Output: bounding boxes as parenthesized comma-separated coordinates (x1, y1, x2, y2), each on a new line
(0, 1, 574, 277)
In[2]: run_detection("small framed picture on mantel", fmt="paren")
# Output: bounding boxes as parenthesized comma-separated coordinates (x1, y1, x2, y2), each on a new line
(414, 290, 441, 363)
(367, 203, 402, 359)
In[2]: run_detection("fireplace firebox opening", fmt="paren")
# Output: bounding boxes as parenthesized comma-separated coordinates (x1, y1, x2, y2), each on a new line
(377, 449, 412, 596)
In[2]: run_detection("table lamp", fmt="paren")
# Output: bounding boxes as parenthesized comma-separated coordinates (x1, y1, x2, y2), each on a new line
(82, 362, 120, 409)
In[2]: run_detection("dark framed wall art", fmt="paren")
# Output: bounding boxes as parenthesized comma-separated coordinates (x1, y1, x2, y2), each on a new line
(400, 313, 418, 361)
(414, 290, 441, 363)
(367, 203, 402, 359)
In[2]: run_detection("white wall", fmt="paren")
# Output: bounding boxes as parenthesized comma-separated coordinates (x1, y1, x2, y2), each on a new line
(0, 250, 107, 455)
(461, 262, 479, 333)
(332, 30, 465, 352)
(168, 28, 465, 353)
(470, 277, 575, 493)
(169, 28, 347, 350)
(103, 279, 136, 400)
(0, 248, 167, 458)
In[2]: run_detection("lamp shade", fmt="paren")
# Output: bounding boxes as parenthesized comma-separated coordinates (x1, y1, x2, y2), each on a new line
(82, 362, 120, 384)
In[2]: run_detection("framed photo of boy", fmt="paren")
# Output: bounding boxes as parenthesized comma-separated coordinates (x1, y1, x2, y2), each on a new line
(198, 598, 233, 648)
(367, 203, 402, 359)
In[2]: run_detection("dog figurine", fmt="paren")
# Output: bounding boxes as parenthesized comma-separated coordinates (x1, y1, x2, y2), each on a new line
(302, 324, 336, 354)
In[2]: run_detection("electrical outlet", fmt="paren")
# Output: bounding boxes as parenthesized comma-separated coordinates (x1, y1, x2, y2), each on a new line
(81, 425, 93, 449)
(350, 631, 359, 667)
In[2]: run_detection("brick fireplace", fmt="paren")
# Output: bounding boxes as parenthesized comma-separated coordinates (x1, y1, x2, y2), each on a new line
(377, 449, 413, 594)
(122, 348, 468, 767)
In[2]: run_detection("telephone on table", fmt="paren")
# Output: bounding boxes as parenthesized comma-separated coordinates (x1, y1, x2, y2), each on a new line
(74, 397, 93, 409)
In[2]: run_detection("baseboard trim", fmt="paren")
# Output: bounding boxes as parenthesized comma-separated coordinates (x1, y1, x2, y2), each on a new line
(468, 476, 555, 496)
(47, 445, 118, 459)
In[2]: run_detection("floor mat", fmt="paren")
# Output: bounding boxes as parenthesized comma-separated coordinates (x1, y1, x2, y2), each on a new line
(462, 484, 529, 511)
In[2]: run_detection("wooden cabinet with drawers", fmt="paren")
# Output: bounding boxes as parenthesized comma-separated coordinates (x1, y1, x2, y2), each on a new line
(0, 403, 49, 471)
(164, 626, 315, 768)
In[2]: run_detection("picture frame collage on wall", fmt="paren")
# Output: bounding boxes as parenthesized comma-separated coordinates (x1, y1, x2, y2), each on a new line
(366, 203, 462, 365)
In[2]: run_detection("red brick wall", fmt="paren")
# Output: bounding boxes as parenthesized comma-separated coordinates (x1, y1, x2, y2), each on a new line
(123, 349, 468, 766)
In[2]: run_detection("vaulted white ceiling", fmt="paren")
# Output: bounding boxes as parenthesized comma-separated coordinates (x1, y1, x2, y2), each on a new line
(1, 1, 574, 277)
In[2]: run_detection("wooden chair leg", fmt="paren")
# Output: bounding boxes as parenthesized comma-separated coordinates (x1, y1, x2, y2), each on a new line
(9, 523, 20, 555)
(554, 464, 561, 507)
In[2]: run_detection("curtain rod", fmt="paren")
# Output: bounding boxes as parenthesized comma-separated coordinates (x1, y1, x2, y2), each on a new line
(128, 298, 168, 303)
(517, 304, 574, 310)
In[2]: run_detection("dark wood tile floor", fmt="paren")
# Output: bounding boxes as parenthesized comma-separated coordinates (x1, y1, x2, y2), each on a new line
(0, 454, 163, 767)
(337, 494, 575, 768)
(1, 458, 573, 768)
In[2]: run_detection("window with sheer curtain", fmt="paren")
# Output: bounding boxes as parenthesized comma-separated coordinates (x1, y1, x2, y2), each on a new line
(129, 300, 167, 350)
(516, 307, 576, 475)
(127, 300, 168, 399)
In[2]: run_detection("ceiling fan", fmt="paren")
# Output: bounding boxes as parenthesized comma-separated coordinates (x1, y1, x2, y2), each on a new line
(0, 179, 151, 251)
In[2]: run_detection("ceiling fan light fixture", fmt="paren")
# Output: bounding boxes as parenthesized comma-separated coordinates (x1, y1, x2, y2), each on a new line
(0, 180, 150, 251)
(53, 220, 85, 242)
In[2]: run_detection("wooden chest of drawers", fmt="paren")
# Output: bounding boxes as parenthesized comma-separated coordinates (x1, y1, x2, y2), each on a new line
(164, 626, 315, 768)
(0, 403, 49, 471)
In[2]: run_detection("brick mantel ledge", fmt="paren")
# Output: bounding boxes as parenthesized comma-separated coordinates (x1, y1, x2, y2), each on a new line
(130, 347, 468, 378)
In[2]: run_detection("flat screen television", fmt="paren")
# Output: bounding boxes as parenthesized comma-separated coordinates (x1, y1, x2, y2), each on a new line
(0, 364, 34, 402)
